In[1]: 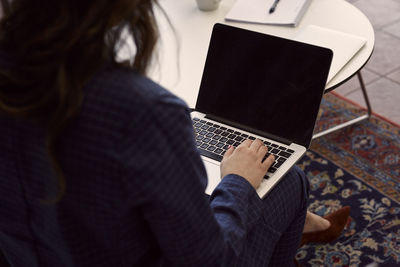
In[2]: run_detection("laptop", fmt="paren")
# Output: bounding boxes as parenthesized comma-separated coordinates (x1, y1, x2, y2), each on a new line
(191, 23, 332, 198)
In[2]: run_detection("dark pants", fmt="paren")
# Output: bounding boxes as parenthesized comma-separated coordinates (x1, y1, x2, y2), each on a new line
(235, 165, 310, 267)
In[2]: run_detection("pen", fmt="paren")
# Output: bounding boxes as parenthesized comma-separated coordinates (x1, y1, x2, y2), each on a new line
(269, 0, 280, 14)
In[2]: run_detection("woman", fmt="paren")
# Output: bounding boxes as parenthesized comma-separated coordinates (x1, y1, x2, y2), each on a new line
(0, 1, 348, 266)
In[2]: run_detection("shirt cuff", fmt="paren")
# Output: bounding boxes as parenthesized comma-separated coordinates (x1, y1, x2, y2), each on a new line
(211, 174, 264, 227)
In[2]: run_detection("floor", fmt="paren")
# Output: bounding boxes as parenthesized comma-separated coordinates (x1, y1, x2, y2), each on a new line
(334, 0, 400, 126)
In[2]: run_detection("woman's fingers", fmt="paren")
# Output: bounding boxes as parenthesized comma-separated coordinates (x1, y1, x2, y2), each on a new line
(222, 145, 234, 160)
(262, 154, 275, 169)
(249, 138, 263, 152)
(239, 139, 252, 148)
(220, 138, 276, 188)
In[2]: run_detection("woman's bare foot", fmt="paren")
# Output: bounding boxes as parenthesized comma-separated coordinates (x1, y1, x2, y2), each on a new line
(303, 211, 331, 233)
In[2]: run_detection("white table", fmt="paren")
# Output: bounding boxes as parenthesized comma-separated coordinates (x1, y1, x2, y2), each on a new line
(150, 0, 375, 137)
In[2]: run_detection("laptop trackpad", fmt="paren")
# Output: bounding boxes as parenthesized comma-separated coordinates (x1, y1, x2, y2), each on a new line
(202, 157, 221, 195)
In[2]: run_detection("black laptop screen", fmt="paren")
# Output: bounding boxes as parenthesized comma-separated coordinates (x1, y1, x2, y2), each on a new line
(195, 24, 332, 147)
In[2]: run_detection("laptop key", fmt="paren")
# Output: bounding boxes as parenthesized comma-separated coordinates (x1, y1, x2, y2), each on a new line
(279, 151, 291, 158)
(248, 136, 256, 140)
(203, 137, 211, 143)
(198, 148, 223, 162)
(226, 140, 234, 145)
(200, 143, 209, 149)
(207, 146, 216, 152)
(199, 130, 207, 136)
(193, 117, 200, 121)
(208, 127, 216, 133)
(214, 129, 222, 134)
(196, 141, 202, 147)
(287, 149, 295, 154)
(216, 142, 225, 148)
(215, 148, 224, 154)
(279, 146, 287, 151)
(210, 140, 217, 145)
(271, 148, 280, 154)
(221, 131, 229, 137)
(196, 135, 204, 141)
(220, 137, 228, 143)
(269, 167, 277, 173)
(277, 157, 286, 163)
(233, 142, 241, 147)
(234, 136, 244, 142)
(212, 135, 221, 140)
(274, 162, 283, 169)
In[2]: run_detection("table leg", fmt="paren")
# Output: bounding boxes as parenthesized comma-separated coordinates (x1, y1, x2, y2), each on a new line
(312, 71, 372, 139)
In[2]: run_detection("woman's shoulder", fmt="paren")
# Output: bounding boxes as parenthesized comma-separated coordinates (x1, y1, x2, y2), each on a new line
(77, 65, 191, 141)
(85, 65, 188, 115)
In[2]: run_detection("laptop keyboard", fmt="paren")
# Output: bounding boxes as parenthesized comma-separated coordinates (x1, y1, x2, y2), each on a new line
(192, 117, 294, 179)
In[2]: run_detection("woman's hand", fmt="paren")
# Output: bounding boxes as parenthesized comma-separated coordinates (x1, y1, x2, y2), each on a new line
(220, 139, 275, 189)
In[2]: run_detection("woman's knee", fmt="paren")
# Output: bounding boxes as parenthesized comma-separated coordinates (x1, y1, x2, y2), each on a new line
(286, 165, 310, 205)
(260, 165, 309, 232)
(291, 165, 309, 188)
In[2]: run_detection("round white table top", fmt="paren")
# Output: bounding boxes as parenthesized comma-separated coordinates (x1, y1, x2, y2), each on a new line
(148, 0, 374, 107)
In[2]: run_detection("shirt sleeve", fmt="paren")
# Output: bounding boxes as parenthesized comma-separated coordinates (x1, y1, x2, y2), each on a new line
(119, 95, 264, 266)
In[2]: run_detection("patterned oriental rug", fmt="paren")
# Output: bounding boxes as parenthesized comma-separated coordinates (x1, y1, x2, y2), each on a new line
(296, 92, 400, 266)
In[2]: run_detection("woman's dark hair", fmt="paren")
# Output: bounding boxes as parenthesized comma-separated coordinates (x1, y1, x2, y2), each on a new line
(0, 0, 160, 201)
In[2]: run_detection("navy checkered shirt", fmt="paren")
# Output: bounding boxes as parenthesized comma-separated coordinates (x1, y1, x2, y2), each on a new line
(0, 64, 269, 266)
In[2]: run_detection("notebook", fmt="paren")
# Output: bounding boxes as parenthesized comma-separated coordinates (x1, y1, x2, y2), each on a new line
(191, 23, 333, 198)
(225, 0, 311, 27)
(294, 25, 367, 83)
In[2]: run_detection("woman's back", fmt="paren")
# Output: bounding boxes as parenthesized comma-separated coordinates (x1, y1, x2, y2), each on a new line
(0, 57, 208, 266)
(0, 1, 317, 266)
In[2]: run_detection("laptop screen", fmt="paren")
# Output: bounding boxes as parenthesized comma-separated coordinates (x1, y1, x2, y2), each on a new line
(195, 23, 332, 147)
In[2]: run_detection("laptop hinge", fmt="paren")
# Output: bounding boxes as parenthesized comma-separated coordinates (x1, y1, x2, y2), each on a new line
(204, 114, 292, 146)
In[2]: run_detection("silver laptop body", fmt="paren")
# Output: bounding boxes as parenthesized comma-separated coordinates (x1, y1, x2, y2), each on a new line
(191, 23, 332, 198)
